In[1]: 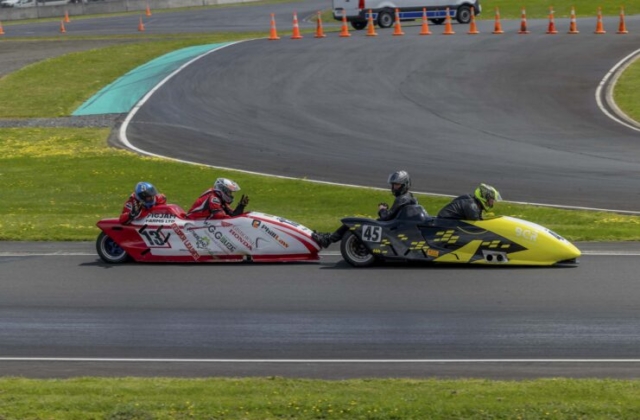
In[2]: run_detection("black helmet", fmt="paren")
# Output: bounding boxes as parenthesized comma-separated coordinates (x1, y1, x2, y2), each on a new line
(388, 171, 411, 197)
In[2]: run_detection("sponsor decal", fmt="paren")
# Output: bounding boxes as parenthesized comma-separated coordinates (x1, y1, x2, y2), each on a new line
(229, 226, 254, 251)
(206, 225, 237, 253)
(171, 223, 200, 260)
(144, 213, 176, 224)
(427, 249, 440, 258)
(260, 224, 289, 248)
(186, 226, 211, 249)
(515, 227, 538, 242)
(252, 220, 261, 228)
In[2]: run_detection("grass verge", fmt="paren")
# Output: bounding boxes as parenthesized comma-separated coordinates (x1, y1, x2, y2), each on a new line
(2, 127, 640, 241)
(1, 377, 640, 419)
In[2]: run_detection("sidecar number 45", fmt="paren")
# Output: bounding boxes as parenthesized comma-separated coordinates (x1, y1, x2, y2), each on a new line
(362, 225, 383, 243)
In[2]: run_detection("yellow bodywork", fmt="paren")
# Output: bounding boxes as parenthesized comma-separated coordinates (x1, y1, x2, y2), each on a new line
(432, 216, 581, 266)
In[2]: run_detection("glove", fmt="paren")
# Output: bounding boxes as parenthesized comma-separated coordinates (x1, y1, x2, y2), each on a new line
(130, 201, 142, 219)
(239, 195, 249, 206)
(378, 202, 389, 211)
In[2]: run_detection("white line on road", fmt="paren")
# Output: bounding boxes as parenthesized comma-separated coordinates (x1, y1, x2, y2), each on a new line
(2, 357, 640, 363)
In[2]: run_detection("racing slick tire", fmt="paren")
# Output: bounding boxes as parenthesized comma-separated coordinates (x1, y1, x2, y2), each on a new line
(340, 231, 376, 267)
(96, 232, 130, 264)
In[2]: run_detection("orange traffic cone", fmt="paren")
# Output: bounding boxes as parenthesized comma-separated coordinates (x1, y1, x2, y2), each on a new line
(594, 7, 606, 34)
(419, 7, 432, 35)
(617, 6, 629, 34)
(60, 19, 66, 33)
(291, 11, 303, 39)
(0, 21, 4, 36)
(518, 7, 529, 34)
(568, 6, 579, 34)
(546, 7, 558, 34)
(393, 8, 404, 36)
(145, 3, 152, 17)
(315, 11, 326, 38)
(492, 7, 504, 34)
(339, 10, 351, 37)
(366, 9, 378, 36)
(268, 13, 280, 40)
(137, 17, 145, 32)
(467, 6, 479, 34)
(64, 10, 70, 23)
(442, 7, 455, 35)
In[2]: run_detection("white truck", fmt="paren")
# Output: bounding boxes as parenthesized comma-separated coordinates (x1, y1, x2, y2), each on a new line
(332, 0, 481, 30)
(0, 0, 21, 7)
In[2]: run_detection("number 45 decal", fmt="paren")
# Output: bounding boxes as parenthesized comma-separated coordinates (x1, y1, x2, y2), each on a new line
(361, 225, 382, 243)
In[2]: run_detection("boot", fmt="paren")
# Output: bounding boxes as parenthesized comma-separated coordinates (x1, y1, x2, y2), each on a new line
(312, 232, 332, 249)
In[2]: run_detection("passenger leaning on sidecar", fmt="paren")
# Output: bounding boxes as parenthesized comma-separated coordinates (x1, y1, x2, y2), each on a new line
(119, 182, 167, 225)
(312, 170, 418, 249)
(186, 178, 250, 220)
(437, 183, 501, 220)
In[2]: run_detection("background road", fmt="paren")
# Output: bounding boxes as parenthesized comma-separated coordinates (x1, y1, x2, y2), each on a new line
(126, 18, 640, 212)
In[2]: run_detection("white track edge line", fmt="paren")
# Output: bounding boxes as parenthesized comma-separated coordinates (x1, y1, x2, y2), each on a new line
(2, 357, 640, 363)
(596, 47, 640, 132)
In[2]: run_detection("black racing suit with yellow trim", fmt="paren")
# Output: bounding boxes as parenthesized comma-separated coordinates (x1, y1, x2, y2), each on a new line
(436, 194, 482, 220)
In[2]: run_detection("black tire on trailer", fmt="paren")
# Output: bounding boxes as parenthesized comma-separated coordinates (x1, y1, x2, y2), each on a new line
(430, 18, 445, 25)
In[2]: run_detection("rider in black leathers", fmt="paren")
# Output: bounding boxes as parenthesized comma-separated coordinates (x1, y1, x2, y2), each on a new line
(312, 171, 417, 249)
(437, 183, 501, 220)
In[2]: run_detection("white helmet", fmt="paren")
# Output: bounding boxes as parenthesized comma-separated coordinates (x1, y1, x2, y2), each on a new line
(214, 178, 240, 204)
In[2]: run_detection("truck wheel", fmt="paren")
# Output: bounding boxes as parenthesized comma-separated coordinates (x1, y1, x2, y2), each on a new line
(96, 232, 130, 264)
(340, 232, 376, 267)
(351, 20, 367, 30)
(377, 10, 394, 28)
(429, 18, 445, 25)
(456, 5, 472, 24)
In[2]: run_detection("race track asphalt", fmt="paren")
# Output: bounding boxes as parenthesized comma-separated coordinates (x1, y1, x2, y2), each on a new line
(123, 16, 640, 212)
(3, 242, 640, 379)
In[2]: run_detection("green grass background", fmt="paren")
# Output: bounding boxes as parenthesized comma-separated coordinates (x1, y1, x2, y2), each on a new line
(2, 377, 640, 419)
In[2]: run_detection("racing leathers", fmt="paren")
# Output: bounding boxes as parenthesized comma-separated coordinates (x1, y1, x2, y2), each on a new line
(119, 193, 167, 224)
(377, 192, 418, 221)
(437, 194, 483, 220)
(186, 188, 247, 220)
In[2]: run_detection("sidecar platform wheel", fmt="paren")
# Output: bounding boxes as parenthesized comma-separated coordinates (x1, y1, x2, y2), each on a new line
(96, 232, 130, 264)
(340, 231, 376, 267)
